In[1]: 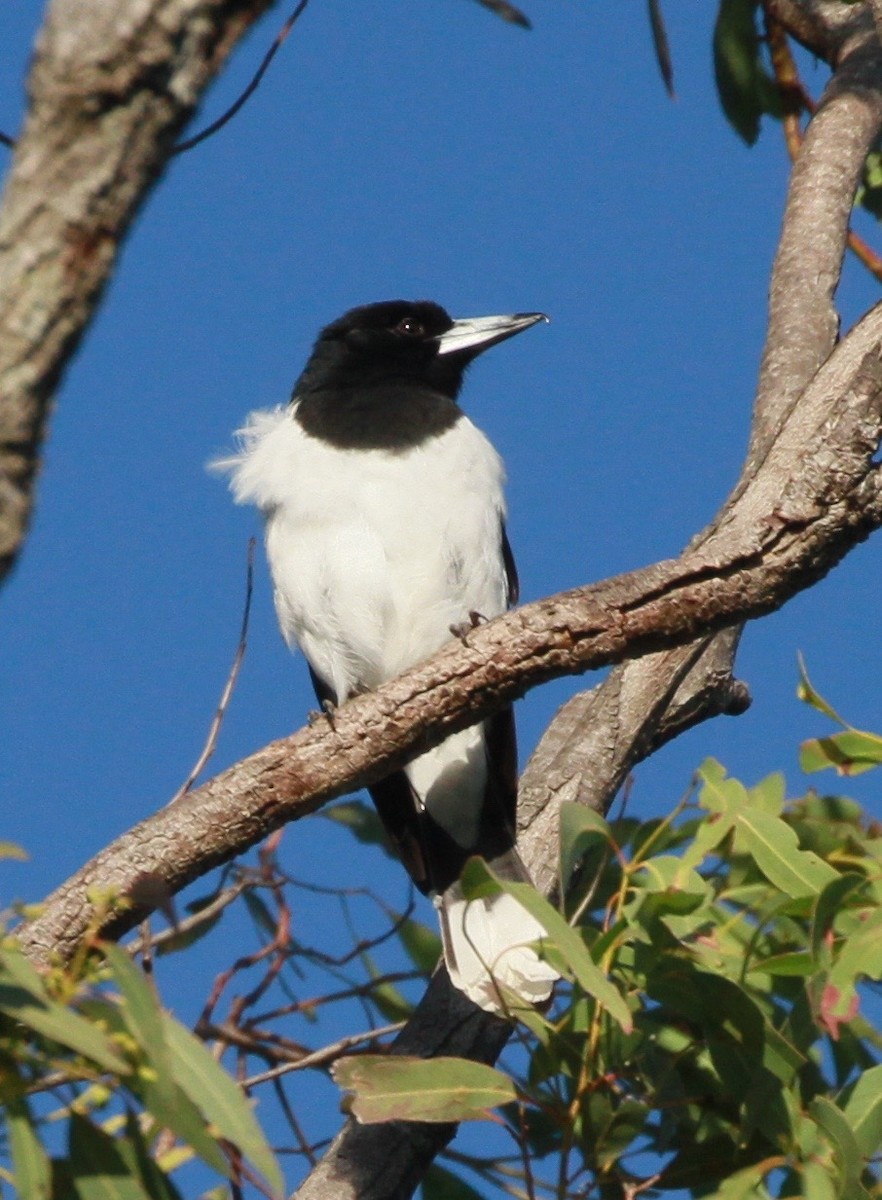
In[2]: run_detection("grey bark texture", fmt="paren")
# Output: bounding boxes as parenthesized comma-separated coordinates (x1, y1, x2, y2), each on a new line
(0, 0, 275, 585)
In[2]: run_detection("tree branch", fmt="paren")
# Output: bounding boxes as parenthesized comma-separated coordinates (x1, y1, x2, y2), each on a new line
(750, 13, 882, 471)
(0, 0, 279, 587)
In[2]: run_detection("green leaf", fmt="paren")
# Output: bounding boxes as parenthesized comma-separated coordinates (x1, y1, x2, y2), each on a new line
(634, 853, 710, 899)
(800, 1159, 837, 1200)
(734, 809, 838, 898)
(332, 1054, 516, 1123)
(829, 907, 882, 991)
(811, 873, 867, 958)
(421, 1163, 487, 1200)
(647, 0, 674, 97)
(157, 893, 225, 957)
(710, 1161, 772, 1198)
(357, 949, 414, 1022)
(0, 840, 28, 861)
(102, 945, 175, 1105)
(841, 1063, 882, 1156)
(697, 758, 749, 814)
(713, 0, 779, 145)
(0, 945, 129, 1074)
(796, 657, 849, 725)
(856, 146, 882, 219)
(102, 945, 164, 1048)
(122, 1111, 182, 1200)
(810, 1096, 863, 1193)
(68, 1113, 151, 1200)
(102, 946, 229, 1180)
(559, 803, 613, 889)
(163, 1013, 283, 1198)
(323, 800, 391, 850)
(748, 771, 785, 815)
(394, 916, 441, 974)
(130, 1069, 229, 1180)
(460, 859, 633, 1031)
(242, 890, 278, 939)
(6, 1095, 52, 1200)
(750, 949, 814, 977)
(800, 730, 882, 776)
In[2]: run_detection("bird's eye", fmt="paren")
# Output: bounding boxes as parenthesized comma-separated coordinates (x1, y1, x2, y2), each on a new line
(395, 317, 424, 337)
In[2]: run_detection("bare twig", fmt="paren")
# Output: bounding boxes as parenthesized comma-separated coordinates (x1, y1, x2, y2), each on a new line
(169, 538, 255, 805)
(128, 879, 247, 956)
(243, 1022, 405, 1089)
(173, 0, 312, 154)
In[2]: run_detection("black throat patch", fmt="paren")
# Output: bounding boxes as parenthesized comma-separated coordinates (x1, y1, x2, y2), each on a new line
(293, 384, 462, 452)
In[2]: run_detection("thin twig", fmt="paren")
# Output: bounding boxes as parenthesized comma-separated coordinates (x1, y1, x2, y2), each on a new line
(271, 1076, 319, 1166)
(243, 1021, 405, 1088)
(249, 969, 425, 1025)
(168, 537, 254, 805)
(127, 878, 246, 956)
(172, 0, 312, 154)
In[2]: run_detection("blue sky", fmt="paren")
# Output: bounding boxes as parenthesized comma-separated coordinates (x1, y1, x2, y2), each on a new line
(2, 1, 881, 1195)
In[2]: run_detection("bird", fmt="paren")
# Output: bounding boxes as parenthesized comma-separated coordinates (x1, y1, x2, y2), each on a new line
(214, 300, 558, 1013)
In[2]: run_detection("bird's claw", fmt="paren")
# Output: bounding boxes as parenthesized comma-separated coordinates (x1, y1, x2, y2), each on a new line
(308, 699, 337, 728)
(449, 611, 486, 645)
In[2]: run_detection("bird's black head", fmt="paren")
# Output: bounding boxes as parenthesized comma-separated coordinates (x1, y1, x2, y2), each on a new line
(292, 300, 546, 451)
(294, 300, 547, 400)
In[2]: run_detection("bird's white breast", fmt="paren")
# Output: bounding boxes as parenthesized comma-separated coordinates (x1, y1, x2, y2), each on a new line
(217, 405, 509, 703)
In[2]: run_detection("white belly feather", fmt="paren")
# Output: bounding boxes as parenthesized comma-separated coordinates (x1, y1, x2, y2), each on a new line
(219, 404, 509, 701)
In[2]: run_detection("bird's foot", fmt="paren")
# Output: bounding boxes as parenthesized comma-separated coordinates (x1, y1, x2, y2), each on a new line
(308, 699, 337, 728)
(449, 611, 487, 645)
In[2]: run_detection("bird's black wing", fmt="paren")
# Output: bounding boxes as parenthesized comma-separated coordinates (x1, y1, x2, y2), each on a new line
(501, 521, 519, 607)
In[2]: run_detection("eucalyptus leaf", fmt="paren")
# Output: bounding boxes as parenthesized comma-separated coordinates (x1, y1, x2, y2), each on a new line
(163, 1014, 283, 1198)
(333, 1053, 516, 1123)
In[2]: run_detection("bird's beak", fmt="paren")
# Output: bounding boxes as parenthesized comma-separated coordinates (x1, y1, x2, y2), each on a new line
(435, 312, 548, 357)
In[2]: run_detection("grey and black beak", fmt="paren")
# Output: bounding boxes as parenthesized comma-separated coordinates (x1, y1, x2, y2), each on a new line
(435, 312, 548, 358)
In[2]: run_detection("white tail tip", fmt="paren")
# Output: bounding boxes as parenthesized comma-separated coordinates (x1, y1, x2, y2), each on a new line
(438, 892, 559, 1014)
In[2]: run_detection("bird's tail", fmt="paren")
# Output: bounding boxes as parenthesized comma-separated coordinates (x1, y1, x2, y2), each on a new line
(435, 848, 559, 1014)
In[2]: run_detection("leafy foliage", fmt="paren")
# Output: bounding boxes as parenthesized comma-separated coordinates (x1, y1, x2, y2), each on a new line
(0, 923, 282, 1199)
(411, 753, 882, 1196)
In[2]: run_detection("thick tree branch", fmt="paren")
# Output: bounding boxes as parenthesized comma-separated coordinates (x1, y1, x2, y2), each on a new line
(0, 0, 279, 587)
(517, 631, 749, 899)
(750, 15, 882, 471)
(766, 0, 875, 61)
